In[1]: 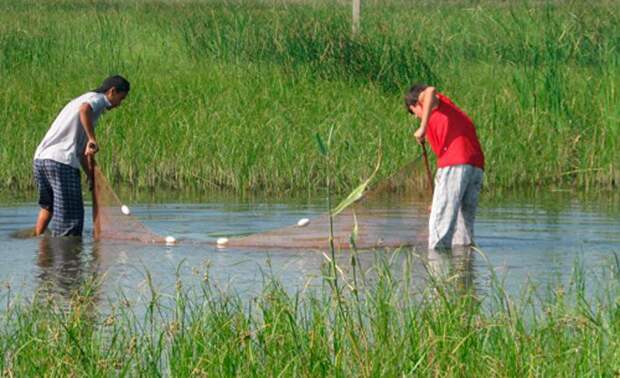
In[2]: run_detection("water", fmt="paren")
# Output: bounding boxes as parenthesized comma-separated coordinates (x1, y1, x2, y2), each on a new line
(0, 193, 618, 309)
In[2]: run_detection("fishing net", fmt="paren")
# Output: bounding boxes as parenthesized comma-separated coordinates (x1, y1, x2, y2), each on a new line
(220, 157, 431, 250)
(91, 155, 432, 250)
(92, 166, 166, 244)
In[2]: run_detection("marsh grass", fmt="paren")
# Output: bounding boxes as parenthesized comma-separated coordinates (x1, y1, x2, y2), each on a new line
(1, 250, 620, 376)
(0, 0, 618, 193)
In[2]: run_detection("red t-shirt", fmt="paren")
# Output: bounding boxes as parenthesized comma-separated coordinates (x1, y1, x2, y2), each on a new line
(425, 93, 485, 169)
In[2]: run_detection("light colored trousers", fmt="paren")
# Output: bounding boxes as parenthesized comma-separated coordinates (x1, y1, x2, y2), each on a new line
(428, 164, 483, 250)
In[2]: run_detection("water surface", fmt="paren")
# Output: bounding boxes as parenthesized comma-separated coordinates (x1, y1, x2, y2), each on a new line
(0, 193, 618, 308)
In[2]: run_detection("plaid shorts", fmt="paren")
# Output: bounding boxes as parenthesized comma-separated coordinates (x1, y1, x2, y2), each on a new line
(33, 159, 84, 237)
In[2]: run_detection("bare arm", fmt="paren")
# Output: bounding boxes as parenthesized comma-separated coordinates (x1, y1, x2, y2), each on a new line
(79, 103, 99, 156)
(414, 87, 439, 144)
(80, 154, 96, 190)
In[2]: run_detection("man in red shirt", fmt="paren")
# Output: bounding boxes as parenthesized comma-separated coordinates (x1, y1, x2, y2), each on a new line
(405, 84, 485, 250)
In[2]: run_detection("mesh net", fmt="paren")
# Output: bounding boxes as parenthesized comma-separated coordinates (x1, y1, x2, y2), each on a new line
(92, 156, 432, 250)
(221, 157, 431, 249)
(92, 166, 166, 244)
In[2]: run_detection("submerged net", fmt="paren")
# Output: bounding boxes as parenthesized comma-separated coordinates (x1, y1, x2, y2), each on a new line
(92, 156, 432, 250)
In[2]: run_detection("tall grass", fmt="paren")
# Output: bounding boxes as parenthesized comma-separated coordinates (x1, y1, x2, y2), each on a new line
(0, 0, 618, 194)
(1, 250, 620, 376)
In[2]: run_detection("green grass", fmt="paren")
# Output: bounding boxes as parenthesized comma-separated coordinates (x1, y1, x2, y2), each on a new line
(0, 0, 618, 194)
(2, 250, 620, 376)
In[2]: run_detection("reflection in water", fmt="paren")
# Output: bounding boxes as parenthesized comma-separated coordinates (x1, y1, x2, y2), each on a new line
(426, 246, 475, 294)
(36, 236, 100, 302)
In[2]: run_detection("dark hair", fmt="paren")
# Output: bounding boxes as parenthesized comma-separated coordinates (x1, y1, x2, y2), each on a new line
(93, 75, 130, 94)
(404, 83, 428, 113)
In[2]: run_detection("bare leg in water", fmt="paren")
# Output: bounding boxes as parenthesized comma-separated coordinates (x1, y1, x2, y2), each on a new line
(35, 208, 52, 236)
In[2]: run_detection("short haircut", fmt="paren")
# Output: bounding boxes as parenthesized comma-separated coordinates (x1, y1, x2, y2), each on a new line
(404, 83, 428, 113)
(93, 75, 130, 94)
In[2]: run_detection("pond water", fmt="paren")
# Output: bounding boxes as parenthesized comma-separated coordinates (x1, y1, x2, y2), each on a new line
(0, 192, 618, 308)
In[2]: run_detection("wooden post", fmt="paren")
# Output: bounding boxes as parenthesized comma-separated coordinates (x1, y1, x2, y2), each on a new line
(352, 0, 361, 35)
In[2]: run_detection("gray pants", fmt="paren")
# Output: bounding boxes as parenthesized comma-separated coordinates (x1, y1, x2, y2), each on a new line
(429, 164, 483, 250)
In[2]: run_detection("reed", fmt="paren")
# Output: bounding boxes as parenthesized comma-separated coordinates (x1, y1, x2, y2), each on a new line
(0, 0, 618, 194)
(1, 251, 620, 376)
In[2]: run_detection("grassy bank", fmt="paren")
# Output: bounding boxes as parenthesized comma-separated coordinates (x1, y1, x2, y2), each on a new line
(0, 0, 618, 194)
(1, 251, 620, 376)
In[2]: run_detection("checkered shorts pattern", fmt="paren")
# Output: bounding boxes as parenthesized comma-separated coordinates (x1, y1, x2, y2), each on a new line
(33, 159, 84, 237)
